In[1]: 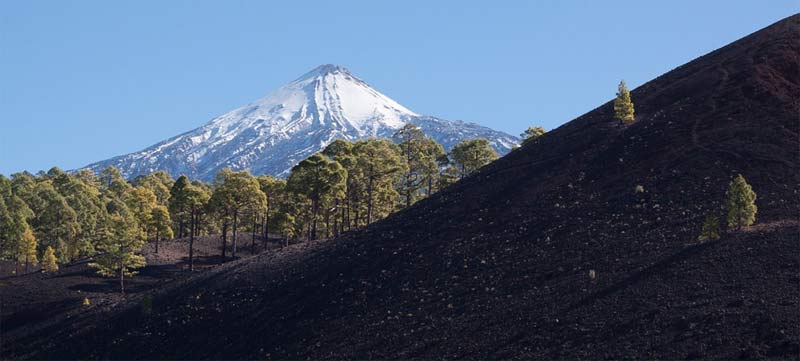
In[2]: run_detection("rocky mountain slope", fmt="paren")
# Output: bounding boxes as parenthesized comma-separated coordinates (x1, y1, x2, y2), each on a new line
(6, 14, 799, 360)
(82, 64, 519, 180)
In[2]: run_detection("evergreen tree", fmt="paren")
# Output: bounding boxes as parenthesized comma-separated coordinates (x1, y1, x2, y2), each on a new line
(450, 138, 498, 179)
(52, 172, 106, 259)
(42, 245, 58, 272)
(0, 178, 35, 262)
(520, 126, 546, 145)
(90, 202, 146, 294)
(149, 205, 173, 254)
(257, 175, 287, 248)
(698, 214, 720, 242)
(125, 186, 158, 238)
(393, 124, 445, 208)
(184, 183, 209, 271)
(323, 140, 359, 233)
(614, 80, 635, 123)
(286, 154, 346, 240)
(100, 166, 132, 199)
(75, 169, 102, 190)
(353, 139, 407, 226)
(209, 170, 266, 260)
(32, 182, 79, 262)
(18, 225, 38, 273)
(134, 171, 173, 207)
(726, 174, 757, 230)
(169, 176, 192, 238)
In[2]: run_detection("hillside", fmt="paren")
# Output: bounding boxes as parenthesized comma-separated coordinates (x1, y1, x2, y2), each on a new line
(4, 14, 799, 360)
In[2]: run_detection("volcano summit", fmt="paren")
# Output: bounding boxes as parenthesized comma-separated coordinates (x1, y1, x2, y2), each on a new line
(83, 65, 519, 180)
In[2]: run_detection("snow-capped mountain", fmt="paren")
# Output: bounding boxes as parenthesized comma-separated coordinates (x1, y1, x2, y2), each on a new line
(83, 64, 519, 180)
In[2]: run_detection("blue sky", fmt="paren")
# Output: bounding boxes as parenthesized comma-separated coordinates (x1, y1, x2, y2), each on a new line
(1, 1, 796, 175)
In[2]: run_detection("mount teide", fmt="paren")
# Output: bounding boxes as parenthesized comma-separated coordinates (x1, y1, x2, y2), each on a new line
(83, 65, 519, 180)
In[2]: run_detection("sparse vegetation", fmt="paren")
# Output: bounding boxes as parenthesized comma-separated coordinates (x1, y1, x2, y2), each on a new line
(726, 174, 757, 230)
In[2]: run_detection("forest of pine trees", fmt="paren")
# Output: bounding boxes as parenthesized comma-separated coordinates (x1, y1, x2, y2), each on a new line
(0, 126, 501, 283)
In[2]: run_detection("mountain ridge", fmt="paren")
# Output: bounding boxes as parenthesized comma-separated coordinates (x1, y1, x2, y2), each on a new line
(82, 64, 519, 180)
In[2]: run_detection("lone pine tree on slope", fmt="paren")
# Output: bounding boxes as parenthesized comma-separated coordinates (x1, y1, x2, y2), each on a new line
(614, 80, 635, 123)
(726, 174, 757, 230)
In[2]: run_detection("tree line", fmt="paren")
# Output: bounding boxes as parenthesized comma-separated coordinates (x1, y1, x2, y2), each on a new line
(0, 125, 506, 291)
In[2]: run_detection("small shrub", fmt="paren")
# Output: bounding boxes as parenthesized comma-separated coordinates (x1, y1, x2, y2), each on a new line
(141, 294, 153, 314)
(82, 297, 91, 306)
(698, 214, 720, 242)
(42, 246, 59, 272)
(634, 185, 644, 194)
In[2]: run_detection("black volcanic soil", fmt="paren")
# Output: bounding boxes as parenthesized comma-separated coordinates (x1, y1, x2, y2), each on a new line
(2, 15, 800, 360)
(0, 235, 280, 355)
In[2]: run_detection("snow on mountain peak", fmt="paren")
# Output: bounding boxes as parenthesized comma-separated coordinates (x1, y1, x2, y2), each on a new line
(83, 65, 519, 180)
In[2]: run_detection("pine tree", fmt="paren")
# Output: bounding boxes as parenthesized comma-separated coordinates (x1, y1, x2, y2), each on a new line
(125, 186, 158, 238)
(209, 170, 266, 260)
(99, 166, 132, 198)
(697, 214, 720, 242)
(42, 246, 58, 272)
(614, 80, 635, 123)
(169, 176, 192, 238)
(185, 183, 209, 271)
(32, 182, 79, 263)
(90, 209, 146, 294)
(18, 225, 38, 273)
(520, 126, 546, 146)
(149, 205, 173, 254)
(287, 154, 346, 240)
(257, 176, 287, 248)
(52, 172, 106, 259)
(352, 139, 407, 226)
(726, 174, 757, 230)
(450, 138, 499, 179)
(392, 124, 446, 208)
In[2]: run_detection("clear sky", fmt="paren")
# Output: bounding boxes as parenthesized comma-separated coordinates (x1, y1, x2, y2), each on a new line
(1, 1, 796, 175)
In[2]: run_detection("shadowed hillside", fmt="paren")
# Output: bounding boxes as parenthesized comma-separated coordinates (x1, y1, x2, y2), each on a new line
(3, 14, 799, 360)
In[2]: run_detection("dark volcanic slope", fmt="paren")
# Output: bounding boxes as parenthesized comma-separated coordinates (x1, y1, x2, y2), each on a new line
(7, 15, 800, 360)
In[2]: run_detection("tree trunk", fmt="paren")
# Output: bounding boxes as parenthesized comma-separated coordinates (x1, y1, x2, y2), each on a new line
(405, 173, 412, 208)
(155, 229, 160, 254)
(325, 207, 330, 239)
(262, 214, 268, 250)
(221, 221, 228, 263)
(333, 199, 339, 237)
(189, 205, 195, 271)
(119, 258, 125, 295)
(179, 215, 185, 239)
(367, 175, 374, 225)
(251, 215, 257, 252)
(232, 210, 238, 259)
(311, 196, 319, 241)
